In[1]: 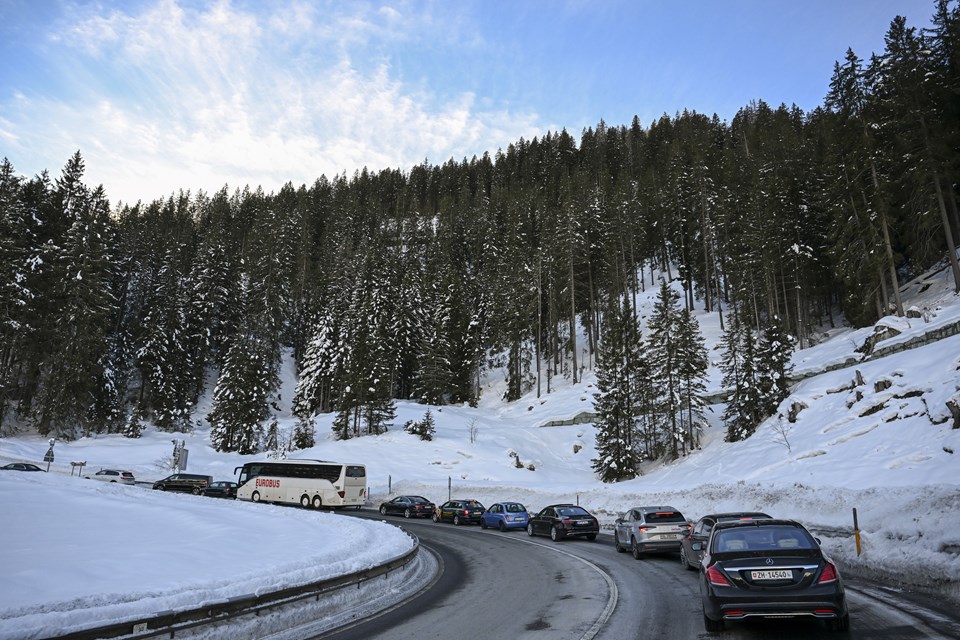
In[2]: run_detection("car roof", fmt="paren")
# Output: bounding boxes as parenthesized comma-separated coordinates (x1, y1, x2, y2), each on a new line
(703, 512, 772, 520)
(629, 505, 680, 512)
(712, 518, 804, 531)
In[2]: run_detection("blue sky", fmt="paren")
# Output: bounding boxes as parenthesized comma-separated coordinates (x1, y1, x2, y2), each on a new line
(0, 0, 936, 205)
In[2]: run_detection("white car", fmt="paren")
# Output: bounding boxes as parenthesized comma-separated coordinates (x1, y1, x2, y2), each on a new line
(86, 469, 136, 485)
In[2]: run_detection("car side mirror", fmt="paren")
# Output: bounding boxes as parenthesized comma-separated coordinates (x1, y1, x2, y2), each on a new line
(815, 537, 822, 545)
(615, 518, 623, 524)
(692, 542, 702, 551)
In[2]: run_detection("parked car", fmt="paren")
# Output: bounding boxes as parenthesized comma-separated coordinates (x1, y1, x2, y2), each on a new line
(680, 512, 772, 571)
(526, 504, 599, 541)
(433, 499, 485, 525)
(613, 505, 691, 559)
(480, 501, 529, 531)
(699, 519, 849, 633)
(152, 473, 213, 495)
(379, 495, 436, 518)
(202, 481, 238, 499)
(1, 462, 43, 471)
(85, 469, 136, 485)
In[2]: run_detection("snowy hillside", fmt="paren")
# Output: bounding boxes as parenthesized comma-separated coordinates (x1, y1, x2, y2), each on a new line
(2, 265, 959, 602)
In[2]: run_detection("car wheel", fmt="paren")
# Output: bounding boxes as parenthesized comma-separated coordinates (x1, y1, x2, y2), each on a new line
(251, 491, 261, 503)
(614, 531, 625, 553)
(827, 613, 850, 632)
(586, 533, 596, 541)
(680, 546, 695, 571)
(703, 613, 724, 633)
(631, 537, 643, 560)
(312, 495, 322, 509)
(404, 508, 412, 518)
(301, 494, 311, 508)
(380, 505, 387, 515)
(551, 526, 563, 541)
(192, 487, 201, 495)
(498, 521, 506, 532)
(454, 515, 462, 526)
(480, 518, 488, 529)
(110, 480, 117, 483)
(527, 523, 535, 537)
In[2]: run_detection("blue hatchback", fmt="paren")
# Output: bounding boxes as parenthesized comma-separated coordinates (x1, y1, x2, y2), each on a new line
(480, 501, 530, 531)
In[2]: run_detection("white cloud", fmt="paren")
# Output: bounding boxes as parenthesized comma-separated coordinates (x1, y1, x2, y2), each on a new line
(4, 0, 541, 204)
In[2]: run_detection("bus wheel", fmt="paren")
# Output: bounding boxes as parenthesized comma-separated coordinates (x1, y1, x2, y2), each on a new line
(312, 495, 322, 509)
(300, 494, 311, 508)
(251, 491, 261, 503)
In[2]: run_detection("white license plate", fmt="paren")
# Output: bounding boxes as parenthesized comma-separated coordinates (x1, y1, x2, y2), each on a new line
(659, 533, 679, 539)
(577, 520, 591, 525)
(751, 570, 793, 580)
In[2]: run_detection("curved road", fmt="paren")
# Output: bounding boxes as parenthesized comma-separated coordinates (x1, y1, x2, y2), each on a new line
(318, 510, 960, 640)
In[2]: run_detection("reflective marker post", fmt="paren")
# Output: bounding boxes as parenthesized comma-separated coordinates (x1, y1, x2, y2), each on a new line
(853, 508, 862, 556)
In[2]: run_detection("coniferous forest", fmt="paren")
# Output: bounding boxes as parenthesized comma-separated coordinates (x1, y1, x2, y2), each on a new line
(1, 5, 958, 476)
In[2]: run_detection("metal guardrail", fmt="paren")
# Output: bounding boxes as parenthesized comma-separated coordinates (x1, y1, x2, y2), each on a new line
(43, 534, 420, 640)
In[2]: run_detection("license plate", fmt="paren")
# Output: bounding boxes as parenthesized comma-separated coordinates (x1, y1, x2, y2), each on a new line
(577, 520, 591, 525)
(751, 570, 793, 580)
(659, 533, 679, 539)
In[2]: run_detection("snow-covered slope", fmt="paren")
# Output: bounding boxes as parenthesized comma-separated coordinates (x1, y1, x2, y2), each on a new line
(2, 265, 959, 601)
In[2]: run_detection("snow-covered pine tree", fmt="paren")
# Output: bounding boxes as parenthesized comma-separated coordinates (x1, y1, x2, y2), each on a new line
(291, 416, 315, 450)
(720, 308, 763, 442)
(591, 295, 642, 482)
(32, 158, 117, 439)
(675, 307, 709, 453)
(645, 280, 685, 459)
(755, 315, 796, 419)
(207, 329, 272, 454)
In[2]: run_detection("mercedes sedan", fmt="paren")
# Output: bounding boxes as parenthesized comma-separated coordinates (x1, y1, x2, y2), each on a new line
(699, 519, 849, 633)
(526, 504, 599, 541)
(379, 495, 436, 518)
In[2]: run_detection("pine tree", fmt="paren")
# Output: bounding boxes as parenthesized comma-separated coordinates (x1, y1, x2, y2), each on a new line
(291, 417, 315, 450)
(720, 309, 760, 442)
(591, 295, 643, 482)
(645, 280, 685, 459)
(755, 315, 796, 418)
(207, 329, 271, 454)
(674, 307, 709, 453)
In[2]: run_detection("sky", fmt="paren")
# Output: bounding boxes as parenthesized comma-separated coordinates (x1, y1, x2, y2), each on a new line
(0, 0, 938, 206)
(2, 261, 959, 638)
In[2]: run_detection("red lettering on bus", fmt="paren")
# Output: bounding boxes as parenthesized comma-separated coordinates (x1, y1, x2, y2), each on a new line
(255, 478, 280, 488)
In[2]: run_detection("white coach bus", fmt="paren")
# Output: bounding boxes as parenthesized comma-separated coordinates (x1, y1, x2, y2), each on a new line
(234, 459, 367, 509)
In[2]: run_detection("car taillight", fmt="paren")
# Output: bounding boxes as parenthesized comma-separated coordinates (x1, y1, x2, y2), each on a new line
(817, 562, 838, 584)
(338, 491, 345, 498)
(561, 519, 574, 525)
(706, 565, 731, 587)
(638, 526, 651, 532)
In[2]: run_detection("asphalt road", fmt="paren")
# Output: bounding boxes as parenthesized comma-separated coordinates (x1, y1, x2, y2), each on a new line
(316, 510, 960, 640)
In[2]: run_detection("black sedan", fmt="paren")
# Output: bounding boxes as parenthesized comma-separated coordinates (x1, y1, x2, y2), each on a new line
(202, 481, 238, 498)
(379, 495, 436, 518)
(680, 511, 771, 570)
(699, 519, 849, 633)
(1, 462, 44, 471)
(526, 504, 599, 541)
(433, 499, 485, 525)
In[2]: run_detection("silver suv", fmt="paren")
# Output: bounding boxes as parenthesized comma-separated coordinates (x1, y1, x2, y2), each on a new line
(613, 505, 691, 559)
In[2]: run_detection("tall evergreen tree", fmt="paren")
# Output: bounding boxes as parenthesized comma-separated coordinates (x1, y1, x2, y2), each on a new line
(591, 295, 643, 482)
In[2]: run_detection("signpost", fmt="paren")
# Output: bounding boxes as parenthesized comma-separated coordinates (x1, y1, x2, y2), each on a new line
(43, 438, 55, 472)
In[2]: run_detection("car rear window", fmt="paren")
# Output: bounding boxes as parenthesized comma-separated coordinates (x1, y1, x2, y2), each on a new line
(646, 511, 685, 523)
(557, 506, 590, 517)
(505, 503, 526, 513)
(714, 526, 816, 552)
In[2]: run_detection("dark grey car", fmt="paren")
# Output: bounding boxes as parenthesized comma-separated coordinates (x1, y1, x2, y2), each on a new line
(152, 473, 213, 495)
(681, 512, 772, 571)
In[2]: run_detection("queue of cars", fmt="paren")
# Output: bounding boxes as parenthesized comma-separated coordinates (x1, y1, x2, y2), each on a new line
(377, 495, 848, 634)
